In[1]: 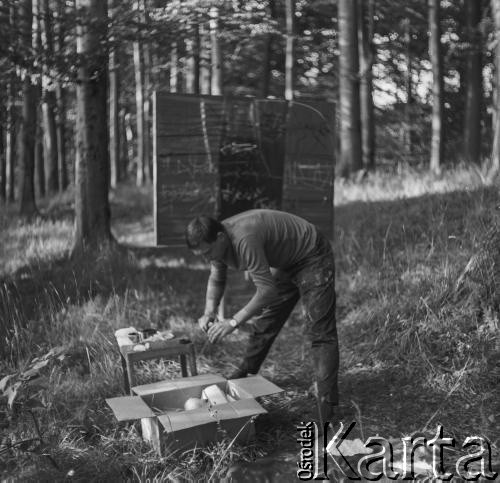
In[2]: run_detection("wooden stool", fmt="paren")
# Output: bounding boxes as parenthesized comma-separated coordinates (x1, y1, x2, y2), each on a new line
(115, 331, 197, 394)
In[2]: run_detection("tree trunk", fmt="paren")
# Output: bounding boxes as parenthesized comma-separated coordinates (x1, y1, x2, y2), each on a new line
(210, 7, 222, 95)
(33, 0, 44, 198)
(42, 92, 59, 193)
(193, 23, 201, 95)
(109, 42, 120, 188)
(492, 0, 500, 173)
(19, 0, 37, 216)
(142, 0, 152, 182)
(0, 118, 5, 202)
(284, 0, 295, 101)
(6, 81, 16, 203)
(186, 25, 201, 95)
(73, 0, 112, 252)
(261, 0, 276, 98)
(6, 6, 17, 203)
(109, 0, 120, 188)
(403, 16, 413, 160)
(199, 23, 211, 95)
(338, 0, 363, 178)
(170, 41, 179, 93)
(55, 0, 68, 190)
(55, 84, 68, 189)
(35, 105, 45, 198)
(133, 21, 145, 186)
(41, 0, 59, 194)
(357, 0, 375, 170)
(119, 107, 129, 178)
(428, 0, 443, 175)
(463, 0, 482, 165)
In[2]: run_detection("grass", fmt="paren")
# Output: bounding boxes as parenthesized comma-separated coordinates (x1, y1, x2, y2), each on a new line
(1, 166, 500, 481)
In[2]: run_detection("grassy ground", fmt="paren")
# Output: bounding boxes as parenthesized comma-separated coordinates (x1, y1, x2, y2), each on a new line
(1, 165, 499, 481)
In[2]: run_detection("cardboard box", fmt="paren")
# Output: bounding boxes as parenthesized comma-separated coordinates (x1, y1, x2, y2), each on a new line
(106, 373, 283, 454)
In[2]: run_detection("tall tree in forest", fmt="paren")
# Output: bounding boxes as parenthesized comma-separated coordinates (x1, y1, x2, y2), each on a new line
(0, 116, 5, 202)
(357, 0, 375, 170)
(338, 0, 362, 177)
(403, 16, 413, 159)
(428, 0, 443, 174)
(210, 7, 222, 95)
(492, 0, 500, 173)
(109, 0, 120, 188)
(284, 0, 295, 101)
(199, 23, 211, 95)
(55, 0, 68, 190)
(142, 0, 152, 182)
(19, 0, 38, 216)
(133, 0, 146, 186)
(463, 0, 482, 165)
(6, 5, 17, 203)
(186, 23, 201, 95)
(73, 0, 112, 251)
(34, 0, 45, 198)
(260, 0, 276, 98)
(41, 0, 59, 194)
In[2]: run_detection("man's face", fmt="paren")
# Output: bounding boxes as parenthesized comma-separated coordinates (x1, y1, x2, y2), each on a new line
(192, 233, 227, 262)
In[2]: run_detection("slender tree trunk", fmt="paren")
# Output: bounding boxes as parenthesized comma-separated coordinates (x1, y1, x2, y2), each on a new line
(33, 0, 44, 198)
(35, 105, 45, 197)
(403, 17, 413, 160)
(284, 0, 295, 101)
(119, 107, 129, 178)
(142, 0, 151, 182)
(6, 6, 17, 203)
(357, 0, 375, 170)
(261, 0, 276, 98)
(185, 38, 195, 94)
(133, 21, 145, 186)
(193, 23, 201, 95)
(199, 23, 211, 95)
(19, 0, 37, 216)
(210, 7, 222, 95)
(428, 0, 443, 175)
(109, 43, 120, 188)
(491, 0, 500, 173)
(109, 0, 120, 188)
(55, 0, 68, 190)
(463, 0, 482, 165)
(169, 41, 179, 93)
(338, 0, 363, 177)
(74, 0, 112, 252)
(55, 84, 68, 189)
(6, 82, 16, 203)
(41, 0, 59, 194)
(0, 119, 5, 202)
(42, 93, 59, 193)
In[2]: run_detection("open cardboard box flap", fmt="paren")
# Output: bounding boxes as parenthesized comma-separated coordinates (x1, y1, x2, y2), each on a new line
(227, 375, 283, 399)
(106, 396, 156, 421)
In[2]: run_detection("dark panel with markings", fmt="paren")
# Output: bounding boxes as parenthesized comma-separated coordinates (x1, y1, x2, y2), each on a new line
(153, 92, 334, 246)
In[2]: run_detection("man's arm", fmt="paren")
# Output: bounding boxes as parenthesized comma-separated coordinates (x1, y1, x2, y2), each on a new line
(231, 236, 279, 325)
(203, 260, 227, 316)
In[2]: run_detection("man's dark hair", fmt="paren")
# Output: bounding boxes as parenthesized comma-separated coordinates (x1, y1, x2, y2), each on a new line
(185, 216, 224, 249)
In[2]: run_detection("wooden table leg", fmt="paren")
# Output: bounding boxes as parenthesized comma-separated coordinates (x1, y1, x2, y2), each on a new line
(120, 353, 130, 394)
(125, 354, 135, 394)
(180, 354, 188, 377)
(188, 346, 198, 376)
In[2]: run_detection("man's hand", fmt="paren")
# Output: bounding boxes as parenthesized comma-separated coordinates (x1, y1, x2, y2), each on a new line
(207, 318, 237, 343)
(198, 313, 216, 332)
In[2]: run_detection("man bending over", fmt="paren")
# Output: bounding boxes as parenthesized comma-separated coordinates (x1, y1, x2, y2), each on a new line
(185, 209, 338, 423)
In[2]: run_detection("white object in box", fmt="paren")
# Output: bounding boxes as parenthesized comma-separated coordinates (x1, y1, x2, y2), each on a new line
(106, 373, 282, 454)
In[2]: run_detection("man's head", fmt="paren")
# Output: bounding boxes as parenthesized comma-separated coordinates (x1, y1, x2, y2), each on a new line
(185, 216, 229, 261)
